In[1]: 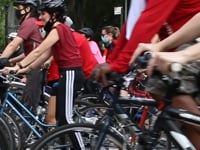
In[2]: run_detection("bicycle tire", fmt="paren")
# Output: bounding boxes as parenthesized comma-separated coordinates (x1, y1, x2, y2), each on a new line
(0, 115, 15, 150)
(31, 123, 129, 150)
(3, 110, 24, 150)
(1, 86, 50, 149)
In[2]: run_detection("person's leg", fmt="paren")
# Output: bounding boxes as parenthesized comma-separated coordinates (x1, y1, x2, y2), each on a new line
(22, 68, 43, 110)
(46, 81, 59, 125)
(56, 69, 85, 150)
(46, 96, 56, 125)
(172, 95, 200, 149)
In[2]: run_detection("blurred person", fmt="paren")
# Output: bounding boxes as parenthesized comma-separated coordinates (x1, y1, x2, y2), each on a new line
(92, 2, 200, 148)
(93, 0, 200, 86)
(129, 12, 200, 149)
(78, 27, 105, 64)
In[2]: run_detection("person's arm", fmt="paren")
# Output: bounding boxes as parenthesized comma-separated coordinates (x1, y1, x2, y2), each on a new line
(109, 0, 180, 73)
(157, 13, 200, 51)
(129, 12, 200, 65)
(176, 42, 200, 62)
(1, 37, 23, 58)
(17, 49, 52, 74)
(9, 53, 25, 66)
(18, 28, 59, 68)
(147, 42, 200, 75)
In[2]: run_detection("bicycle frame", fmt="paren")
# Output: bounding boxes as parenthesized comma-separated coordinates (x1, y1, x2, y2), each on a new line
(92, 85, 158, 150)
(0, 85, 55, 138)
(151, 105, 200, 150)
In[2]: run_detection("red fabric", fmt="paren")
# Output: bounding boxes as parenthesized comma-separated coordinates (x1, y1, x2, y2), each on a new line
(47, 59, 60, 82)
(52, 24, 82, 68)
(107, 0, 200, 73)
(35, 20, 44, 27)
(17, 17, 43, 55)
(73, 32, 98, 79)
(103, 49, 108, 58)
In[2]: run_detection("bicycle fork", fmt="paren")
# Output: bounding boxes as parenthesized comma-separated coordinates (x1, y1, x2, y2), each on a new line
(93, 116, 111, 150)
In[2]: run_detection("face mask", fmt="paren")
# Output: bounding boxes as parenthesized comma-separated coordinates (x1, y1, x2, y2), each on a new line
(101, 36, 109, 43)
(15, 9, 25, 20)
(44, 19, 55, 35)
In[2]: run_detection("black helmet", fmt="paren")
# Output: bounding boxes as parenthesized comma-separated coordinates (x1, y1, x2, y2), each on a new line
(39, 0, 64, 11)
(78, 27, 94, 38)
(13, 0, 38, 7)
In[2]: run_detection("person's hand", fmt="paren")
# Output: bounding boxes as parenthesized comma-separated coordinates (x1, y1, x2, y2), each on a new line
(2, 65, 19, 75)
(92, 63, 111, 86)
(129, 43, 160, 66)
(42, 61, 51, 69)
(147, 52, 185, 76)
(17, 66, 32, 74)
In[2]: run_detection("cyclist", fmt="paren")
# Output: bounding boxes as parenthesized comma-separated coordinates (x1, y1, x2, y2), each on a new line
(0, 0, 43, 110)
(3, 0, 85, 149)
(46, 21, 99, 125)
(100, 25, 120, 61)
(129, 12, 200, 149)
(93, 0, 200, 85)
(78, 27, 105, 64)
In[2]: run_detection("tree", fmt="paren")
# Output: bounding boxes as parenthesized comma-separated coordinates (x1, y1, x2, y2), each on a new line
(65, 0, 129, 40)
(0, 0, 130, 49)
(0, 0, 15, 49)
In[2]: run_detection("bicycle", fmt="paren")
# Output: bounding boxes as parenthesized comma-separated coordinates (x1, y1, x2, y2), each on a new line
(32, 55, 200, 150)
(0, 114, 15, 150)
(0, 72, 55, 149)
(31, 71, 160, 150)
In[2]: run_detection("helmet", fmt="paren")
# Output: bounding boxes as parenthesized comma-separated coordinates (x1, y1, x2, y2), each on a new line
(13, 0, 38, 7)
(39, 0, 64, 11)
(8, 32, 17, 40)
(64, 16, 73, 27)
(78, 27, 94, 38)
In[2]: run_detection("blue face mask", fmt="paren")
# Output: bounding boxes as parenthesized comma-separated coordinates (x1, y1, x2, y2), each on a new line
(101, 36, 109, 43)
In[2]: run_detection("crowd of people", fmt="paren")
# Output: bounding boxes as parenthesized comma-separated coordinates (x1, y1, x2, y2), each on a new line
(1, 0, 200, 149)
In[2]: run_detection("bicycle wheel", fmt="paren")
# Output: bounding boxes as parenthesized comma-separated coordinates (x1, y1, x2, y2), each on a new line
(0, 115, 15, 150)
(76, 94, 103, 104)
(2, 110, 24, 150)
(32, 123, 127, 150)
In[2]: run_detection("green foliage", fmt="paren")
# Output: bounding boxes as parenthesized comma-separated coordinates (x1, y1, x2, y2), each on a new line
(65, 0, 129, 37)
(0, 0, 14, 49)
(0, 0, 129, 49)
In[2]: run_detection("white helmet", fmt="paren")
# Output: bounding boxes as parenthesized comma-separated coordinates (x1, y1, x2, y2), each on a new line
(8, 32, 18, 39)
(64, 16, 73, 27)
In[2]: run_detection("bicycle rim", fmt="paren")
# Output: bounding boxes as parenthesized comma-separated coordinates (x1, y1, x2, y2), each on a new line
(32, 124, 125, 150)
(0, 115, 15, 150)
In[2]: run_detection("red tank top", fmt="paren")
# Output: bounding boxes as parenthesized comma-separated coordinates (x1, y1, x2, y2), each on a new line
(52, 24, 82, 68)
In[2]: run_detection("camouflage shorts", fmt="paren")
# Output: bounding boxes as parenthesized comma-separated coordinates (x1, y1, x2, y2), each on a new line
(146, 60, 200, 105)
